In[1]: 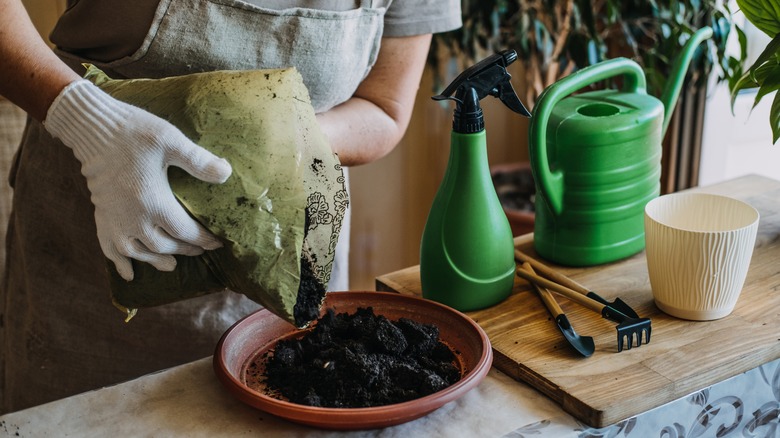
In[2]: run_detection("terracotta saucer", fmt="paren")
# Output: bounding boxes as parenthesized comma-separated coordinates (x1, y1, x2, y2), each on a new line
(213, 291, 493, 430)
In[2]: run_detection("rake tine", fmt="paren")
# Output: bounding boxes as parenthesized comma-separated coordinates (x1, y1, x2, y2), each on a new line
(618, 333, 630, 352)
(609, 307, 652, 352)
(618, 325, 652, 352)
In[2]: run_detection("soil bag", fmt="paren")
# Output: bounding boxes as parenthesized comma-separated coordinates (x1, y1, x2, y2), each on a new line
(84, 65, 348, 328)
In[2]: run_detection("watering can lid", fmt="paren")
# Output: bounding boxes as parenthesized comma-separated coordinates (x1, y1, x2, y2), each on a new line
(552, 89, 664, 124)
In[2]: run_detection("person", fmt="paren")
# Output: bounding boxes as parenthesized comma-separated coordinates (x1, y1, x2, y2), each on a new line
(0, 0, 462, 413)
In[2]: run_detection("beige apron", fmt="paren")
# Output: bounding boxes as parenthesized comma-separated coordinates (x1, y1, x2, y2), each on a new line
(1, 0, 383, 413)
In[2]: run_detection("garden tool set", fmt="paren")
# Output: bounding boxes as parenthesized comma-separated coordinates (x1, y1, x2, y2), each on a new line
(516, 251, 652, 353)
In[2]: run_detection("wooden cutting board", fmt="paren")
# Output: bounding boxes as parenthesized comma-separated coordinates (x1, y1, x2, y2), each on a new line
(376, 174, 780, 428)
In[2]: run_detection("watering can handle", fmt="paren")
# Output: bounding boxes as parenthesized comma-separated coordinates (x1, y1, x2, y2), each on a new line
(529, 58, 647, 216)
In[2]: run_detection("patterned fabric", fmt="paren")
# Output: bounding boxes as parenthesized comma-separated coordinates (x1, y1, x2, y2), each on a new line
(503, 358, 780, 438)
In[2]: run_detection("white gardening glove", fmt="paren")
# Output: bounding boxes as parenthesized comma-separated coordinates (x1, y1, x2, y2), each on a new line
(44, 79, 232, 281)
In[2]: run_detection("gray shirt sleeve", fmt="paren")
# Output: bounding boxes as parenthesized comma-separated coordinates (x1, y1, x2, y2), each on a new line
(382, 0, 462, 37)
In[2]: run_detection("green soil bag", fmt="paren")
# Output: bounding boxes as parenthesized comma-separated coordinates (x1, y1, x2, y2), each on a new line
(84, 65, 348, 328)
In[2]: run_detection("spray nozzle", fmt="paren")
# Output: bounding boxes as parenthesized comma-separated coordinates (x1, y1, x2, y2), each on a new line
(433, 50, 530, 133)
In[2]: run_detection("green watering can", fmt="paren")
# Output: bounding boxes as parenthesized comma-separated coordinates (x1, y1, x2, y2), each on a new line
(529, 27, 713, 266)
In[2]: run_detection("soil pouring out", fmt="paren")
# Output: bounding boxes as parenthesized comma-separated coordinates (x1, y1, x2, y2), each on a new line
(245, 307, 462, 408)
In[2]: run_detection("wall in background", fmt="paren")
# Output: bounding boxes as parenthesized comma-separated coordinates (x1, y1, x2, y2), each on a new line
(699, 17, 779, 186)
(20, 0, 67, 45)
(699, 87, 778, 186)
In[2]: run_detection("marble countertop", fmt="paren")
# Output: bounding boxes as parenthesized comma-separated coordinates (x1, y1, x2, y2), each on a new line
(0, 356, 575, 437)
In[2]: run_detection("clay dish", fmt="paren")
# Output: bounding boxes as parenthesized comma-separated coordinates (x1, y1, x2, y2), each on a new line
(213, 291, 492, 430)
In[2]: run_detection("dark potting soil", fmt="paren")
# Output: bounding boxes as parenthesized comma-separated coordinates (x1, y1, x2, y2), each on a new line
(292, 255, 325, 327)
(253, 307, 461, 408)
(292, 204, 327, 328)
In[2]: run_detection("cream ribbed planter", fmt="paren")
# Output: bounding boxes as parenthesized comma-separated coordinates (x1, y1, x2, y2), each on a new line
(644, 193, 759, 320)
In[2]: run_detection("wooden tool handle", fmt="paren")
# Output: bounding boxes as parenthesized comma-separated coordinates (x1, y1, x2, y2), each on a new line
(514, 249, 590, 295)
(515, 267, 605, 314)
(520, 262, 563, 318)
(512, 233, 534, 248)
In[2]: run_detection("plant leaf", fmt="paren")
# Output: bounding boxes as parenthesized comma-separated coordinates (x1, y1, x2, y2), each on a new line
(753, 64, 780, 108)
(737, 0, 780, 37)
(730, 68, 760, 112)
(749, 34, 780, 83)
(771, 90, 780, 143)
(736, 24, 749, 59)
(752, 58, 779, 82)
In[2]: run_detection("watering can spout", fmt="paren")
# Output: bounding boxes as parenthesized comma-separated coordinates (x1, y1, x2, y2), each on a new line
(659, 27, 714, 135)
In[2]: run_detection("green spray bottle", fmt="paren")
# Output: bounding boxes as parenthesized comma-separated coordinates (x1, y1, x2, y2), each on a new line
(420, 50, 531, 311)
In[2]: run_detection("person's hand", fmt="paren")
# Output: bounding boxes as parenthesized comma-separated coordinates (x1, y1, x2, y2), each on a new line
(44, 79, 232, 281)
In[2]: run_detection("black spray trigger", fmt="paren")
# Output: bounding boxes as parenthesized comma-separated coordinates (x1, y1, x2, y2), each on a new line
(494, 80, 531, 117)
(433, 49, 530, 134)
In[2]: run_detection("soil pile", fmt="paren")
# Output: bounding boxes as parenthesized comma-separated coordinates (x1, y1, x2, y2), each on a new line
(256, 307, 461, 408)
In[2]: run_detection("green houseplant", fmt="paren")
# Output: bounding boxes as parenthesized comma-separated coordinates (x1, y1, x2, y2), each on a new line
(728, 0, 780, 143)
(430, 0, 735, 105)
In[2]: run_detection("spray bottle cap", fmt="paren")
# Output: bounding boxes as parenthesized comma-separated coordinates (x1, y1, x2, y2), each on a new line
(433, 50, 531, 134)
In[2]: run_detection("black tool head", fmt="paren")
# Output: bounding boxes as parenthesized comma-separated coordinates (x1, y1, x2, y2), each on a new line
(616, 318, 652, 352)
(555, 314, 595, 357)
(586, 292, 640, 319)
